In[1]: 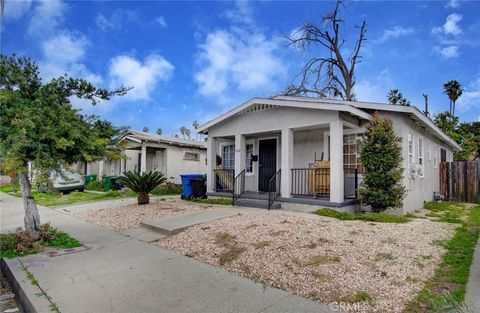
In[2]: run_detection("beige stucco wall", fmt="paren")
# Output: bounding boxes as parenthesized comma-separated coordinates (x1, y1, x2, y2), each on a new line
(85, 145, 207, 184)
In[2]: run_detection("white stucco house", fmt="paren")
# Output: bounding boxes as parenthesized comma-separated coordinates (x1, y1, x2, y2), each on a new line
(79, 130, 207, 184)
(197, 96, 460, 213)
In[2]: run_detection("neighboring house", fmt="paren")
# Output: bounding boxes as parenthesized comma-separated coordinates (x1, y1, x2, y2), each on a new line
(197, 96, 460, 213)
(77, 130, 207, 184)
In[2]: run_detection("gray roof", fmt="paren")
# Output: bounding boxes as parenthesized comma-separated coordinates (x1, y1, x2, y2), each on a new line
(121, 130, 207, 149)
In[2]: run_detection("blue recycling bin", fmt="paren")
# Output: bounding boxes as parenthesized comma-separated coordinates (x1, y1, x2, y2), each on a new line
(180, 174, 205, 199)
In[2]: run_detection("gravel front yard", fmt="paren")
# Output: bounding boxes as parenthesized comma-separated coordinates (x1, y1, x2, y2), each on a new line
(156, 212, 455, 313)
(73, 199, 209, 230)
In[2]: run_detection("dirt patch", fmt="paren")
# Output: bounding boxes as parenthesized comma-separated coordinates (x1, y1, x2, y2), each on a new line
(73, 199, 208, 230)
(156, 212, 455, 313)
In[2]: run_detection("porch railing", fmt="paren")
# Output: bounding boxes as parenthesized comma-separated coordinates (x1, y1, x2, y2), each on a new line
(232, 170, 245, 206)
(291, 168, 330, 198)
(291, 167, 359, 199)
(344, 167, 358, 199)
(214, 169, 234, 192)
(267, 169, 281, 210)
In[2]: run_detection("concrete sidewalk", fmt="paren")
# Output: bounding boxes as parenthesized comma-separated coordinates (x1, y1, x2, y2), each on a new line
(0, 193, 334, 313)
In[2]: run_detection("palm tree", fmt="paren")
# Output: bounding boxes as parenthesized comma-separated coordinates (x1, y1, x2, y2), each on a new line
(443, 80, 463, 118)
(192, 120, 199, 141)
(185, 128, 191, 140)
(387, 89, 410, 106)
(142, 127, 149, 133)
(180, 126, 188, 139)
(156, 128, 163, 135)
(121, 171, 167, 204)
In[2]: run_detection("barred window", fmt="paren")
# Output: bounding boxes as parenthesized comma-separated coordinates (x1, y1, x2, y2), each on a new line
(184, 152, 199, 161)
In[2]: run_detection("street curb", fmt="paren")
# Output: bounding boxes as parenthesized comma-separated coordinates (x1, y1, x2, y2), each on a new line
(466, 238, 480, 310)
(1, 258, 52, 313)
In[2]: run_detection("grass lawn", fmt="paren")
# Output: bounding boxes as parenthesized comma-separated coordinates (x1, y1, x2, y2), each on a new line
(0, 224, 81, 259)
(189, 198, 233, 206)
(405, 202, 480, 312)
(314, 207, 411, 223)
(1, 183, 134, 206)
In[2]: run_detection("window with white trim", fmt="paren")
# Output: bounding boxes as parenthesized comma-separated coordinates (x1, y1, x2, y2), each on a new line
(245, 143, 253, 173)
(222, 145, 235, 170)
(433, 146, 438, 168)
(408, 133, 415, 164)
(343, 134, 363, 173)
(418, 137, 424, 177)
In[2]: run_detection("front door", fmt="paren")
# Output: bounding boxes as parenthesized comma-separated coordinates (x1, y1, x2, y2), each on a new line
(258, 139, 277, 192)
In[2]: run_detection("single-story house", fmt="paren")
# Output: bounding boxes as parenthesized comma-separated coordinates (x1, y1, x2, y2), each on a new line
(197, 96, 460, 213)
(77, 130, 207, 184)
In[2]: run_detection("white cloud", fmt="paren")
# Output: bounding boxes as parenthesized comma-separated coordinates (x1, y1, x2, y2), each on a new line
(433, 13, 463, 36)
(27, 0, 66, 36)
(194, 1, 287, 98)
(195, 30, 286, 97)
(376, 26, 415, 43)
(4, 0, 32, 20)
(155, 16, 167, 28)
(95, 9, 138, 31)
(434, 45, 459, 58)
(354, 69, 394, 103)
(445, 0, 460, 8)
(222, 0, 254, 26)
(108, 54, 174, 101)
(457, 76, 480, 113)
(40, 32, 102, 83)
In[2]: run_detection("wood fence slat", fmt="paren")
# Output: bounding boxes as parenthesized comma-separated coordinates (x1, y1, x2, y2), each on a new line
(440, 161, 480, 203)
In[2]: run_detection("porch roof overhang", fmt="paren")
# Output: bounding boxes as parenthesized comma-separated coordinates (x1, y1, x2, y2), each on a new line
(197, 97, 372, 134)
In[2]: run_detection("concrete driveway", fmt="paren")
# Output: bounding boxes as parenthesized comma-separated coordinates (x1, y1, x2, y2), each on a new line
(0, 193, 335, 313)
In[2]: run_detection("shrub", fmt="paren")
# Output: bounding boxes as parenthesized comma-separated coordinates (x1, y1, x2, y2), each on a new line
(121, 171, 167, 204)
(151, 183, 183, 195)
(0, 224, 81, 258)
(85, 180, 103, 191)
(358, 113, 406, 212)
(314, 208, 411, 223)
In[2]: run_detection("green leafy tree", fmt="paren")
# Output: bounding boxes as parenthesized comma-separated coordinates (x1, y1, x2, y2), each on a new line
(387, 89, 410, 106)
(434, 112, 480, 160)
(359, 113, 406, 212)
(443, 80, 463, 118)
(156, 128, 163, 135)
(142, 126, 149, 133)
(121, 171, 167, 204)
(0, 55, 128, 237)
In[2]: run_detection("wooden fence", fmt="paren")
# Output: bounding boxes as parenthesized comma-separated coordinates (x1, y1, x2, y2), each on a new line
(440, 161, 480, 203)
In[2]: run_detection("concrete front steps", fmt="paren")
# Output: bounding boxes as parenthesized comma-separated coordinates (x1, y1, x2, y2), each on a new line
(235, 198, 281, 210)
(141, 209, 237, 235)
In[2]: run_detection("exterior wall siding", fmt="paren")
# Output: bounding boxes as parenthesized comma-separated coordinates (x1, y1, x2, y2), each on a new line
(385, 112, 454, 213)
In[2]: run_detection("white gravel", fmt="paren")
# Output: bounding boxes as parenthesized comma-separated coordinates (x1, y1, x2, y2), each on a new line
(73, 199, 209, 230)
(156, 212, 455, 313)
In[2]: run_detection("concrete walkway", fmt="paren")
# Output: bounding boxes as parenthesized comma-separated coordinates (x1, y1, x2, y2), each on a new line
(0, 193, 334, 313)
(466, 238, 480, 311)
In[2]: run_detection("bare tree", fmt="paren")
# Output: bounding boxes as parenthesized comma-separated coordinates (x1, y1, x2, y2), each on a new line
(285, 0, 366, 100)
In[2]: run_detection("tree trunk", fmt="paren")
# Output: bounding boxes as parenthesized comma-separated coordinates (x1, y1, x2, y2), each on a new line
(137, 192, 150, 205)
(19, 171, 41, 239)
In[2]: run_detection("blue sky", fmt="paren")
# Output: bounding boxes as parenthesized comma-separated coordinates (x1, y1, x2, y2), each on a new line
(3, 0, 480, 136)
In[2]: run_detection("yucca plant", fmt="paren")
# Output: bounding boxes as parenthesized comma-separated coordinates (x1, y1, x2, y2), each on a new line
(121, 171, 167, 205)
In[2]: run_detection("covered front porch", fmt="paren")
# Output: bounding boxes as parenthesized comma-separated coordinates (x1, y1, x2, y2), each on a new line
(207, 119, 363, 208)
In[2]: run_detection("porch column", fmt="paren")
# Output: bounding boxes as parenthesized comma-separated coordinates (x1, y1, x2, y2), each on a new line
(140, 143, 147, 174)
(281, 128, 293, 198)
(235, 134, 246, 176)
(207, 136, 217, 193)
(329, 119, 344, 203)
